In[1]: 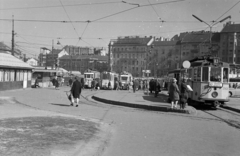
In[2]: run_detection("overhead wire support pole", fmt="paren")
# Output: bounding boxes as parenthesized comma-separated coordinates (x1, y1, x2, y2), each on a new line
(192, 15, 231, 56)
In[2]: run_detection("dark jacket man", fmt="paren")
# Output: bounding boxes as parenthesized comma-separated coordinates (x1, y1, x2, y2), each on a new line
(71, 77, 82, 99)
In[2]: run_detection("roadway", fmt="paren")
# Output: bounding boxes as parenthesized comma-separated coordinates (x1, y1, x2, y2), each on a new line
(0, 87, 240, 156)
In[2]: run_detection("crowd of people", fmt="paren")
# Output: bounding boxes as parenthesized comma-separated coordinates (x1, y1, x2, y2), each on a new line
(168, 77, 192, 110)
(34, 74, 191, 110)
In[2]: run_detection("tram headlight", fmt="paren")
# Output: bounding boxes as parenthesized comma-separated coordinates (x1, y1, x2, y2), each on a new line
(211, 91, 218, 98)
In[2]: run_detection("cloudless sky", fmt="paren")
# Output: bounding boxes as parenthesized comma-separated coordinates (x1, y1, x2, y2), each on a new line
(0, 0, 239, 57)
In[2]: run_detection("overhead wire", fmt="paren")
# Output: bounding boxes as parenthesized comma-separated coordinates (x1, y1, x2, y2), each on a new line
(0, 1, 122, 10)
(91, 0, 185, 22)
(2, 18, 236, 23)
(214, 0, 240, 22)
(58, 0, 80, 38)
(147, 0, 164, 30)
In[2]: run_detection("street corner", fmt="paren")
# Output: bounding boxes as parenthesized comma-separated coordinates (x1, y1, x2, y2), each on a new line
(0, 115, 113, 156)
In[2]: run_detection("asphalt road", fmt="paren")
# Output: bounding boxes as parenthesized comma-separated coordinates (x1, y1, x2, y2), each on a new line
(1, 87, 240, 156)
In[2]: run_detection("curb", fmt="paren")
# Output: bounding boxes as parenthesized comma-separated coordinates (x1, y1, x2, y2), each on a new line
(92, 96, 196, 114)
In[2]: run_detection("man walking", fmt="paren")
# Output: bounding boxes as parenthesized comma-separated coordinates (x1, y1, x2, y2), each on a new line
(70, 76, 82, 107)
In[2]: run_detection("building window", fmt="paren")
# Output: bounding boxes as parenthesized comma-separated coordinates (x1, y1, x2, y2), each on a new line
(10, 70, 15, 81)
(0, 69, 3, 82)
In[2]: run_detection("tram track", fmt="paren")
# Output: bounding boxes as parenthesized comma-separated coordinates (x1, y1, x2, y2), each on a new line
(199, 107, 240, 130)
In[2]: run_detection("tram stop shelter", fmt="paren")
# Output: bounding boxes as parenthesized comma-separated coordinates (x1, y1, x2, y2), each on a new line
(32, 67, 66, 88)
(0, 53, 33, 91)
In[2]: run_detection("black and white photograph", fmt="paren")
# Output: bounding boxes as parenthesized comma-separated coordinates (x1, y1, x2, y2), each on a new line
(0, 0, 240, 155)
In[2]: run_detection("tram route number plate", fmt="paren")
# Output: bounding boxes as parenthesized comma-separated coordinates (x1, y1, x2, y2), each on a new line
(209, 82, 223, 88)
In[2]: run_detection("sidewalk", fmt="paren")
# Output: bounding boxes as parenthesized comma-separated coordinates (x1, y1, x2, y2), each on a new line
(0, 89, 111, 156)
(92, 90, 197, 114)
(91, 89, 240, 115)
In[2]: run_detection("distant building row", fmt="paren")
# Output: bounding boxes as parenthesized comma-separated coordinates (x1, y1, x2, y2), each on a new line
(109, 21, 240, 77)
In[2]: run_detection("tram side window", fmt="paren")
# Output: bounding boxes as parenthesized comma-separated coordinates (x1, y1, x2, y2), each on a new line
(202, 67, 209, 81)
(193, 68, 197, 81)
(210, 67, 221, 82)
(0, 69, 3, 82)
(197, 67, 201, 81)
(188, 69, 192, 81)
(223, 68, 229, 82)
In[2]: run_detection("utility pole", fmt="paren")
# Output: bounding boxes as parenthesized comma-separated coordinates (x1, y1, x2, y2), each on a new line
(11, 15, 14, 56)
(192, 15, 231, 56)
(52, 40, 54, 69)
(233, 32, 237, 64)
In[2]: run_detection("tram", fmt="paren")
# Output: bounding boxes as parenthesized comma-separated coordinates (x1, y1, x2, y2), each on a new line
(168, 56, 230, 108)
(83, 69, 100, 88)
(100, 71, 119, 89)
(120, 71, 133, 90)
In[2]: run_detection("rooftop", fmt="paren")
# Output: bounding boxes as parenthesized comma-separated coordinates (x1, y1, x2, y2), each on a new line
(59, 55, 108, 61)
(153, 40, 178, 46)
(221, 22, 240, 33)
(0, 53, 33, 69)
(179, 31, 220, 43)
(112, 36, 153, 46)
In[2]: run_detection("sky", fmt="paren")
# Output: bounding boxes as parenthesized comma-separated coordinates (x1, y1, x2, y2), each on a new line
(0, 0, 239, 58)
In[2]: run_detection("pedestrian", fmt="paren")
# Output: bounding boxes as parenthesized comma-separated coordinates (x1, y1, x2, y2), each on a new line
(70, 76, 82, 107)
(116, 80, 120, 91)
(119, 81, 122, 90)
(180, 77, 191, 110)
(96, 81, 100, 90)
(169, 78, 180, 109)
(129, 80, 133, 92)
(61, 76, 65, 86)
(140, 80, 143, 90)
(91, 79, 96, 91)
(34, 76, 40, 88)
(81, 78, 85, 89)
(69, 77, 73, 87)
(52, 76, 59, 89)
(162, 80, 165, 90)
(154, 79, 159, 97)
(108, 81, 111, 90)
(133, 79, 136, 93)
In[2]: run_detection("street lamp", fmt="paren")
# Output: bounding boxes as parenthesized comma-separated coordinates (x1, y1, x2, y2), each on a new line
(51, 39, 61, 69)
(192, 14, 231, 55)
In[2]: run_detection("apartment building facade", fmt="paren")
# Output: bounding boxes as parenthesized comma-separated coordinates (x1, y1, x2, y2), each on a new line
(110, 36, 154, 77)
(219, 22, 240, 64)
(59, 55, 108, 74)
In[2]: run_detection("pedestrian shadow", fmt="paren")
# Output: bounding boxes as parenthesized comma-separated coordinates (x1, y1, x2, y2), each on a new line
(50, 103, 71, 107)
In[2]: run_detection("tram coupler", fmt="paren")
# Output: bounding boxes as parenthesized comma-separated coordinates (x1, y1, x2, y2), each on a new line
(213, 101, 220, 108)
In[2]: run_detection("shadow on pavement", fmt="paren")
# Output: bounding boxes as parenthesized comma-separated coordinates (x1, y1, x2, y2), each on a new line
(142, 93, 169, 104)
(50, 103, 71, 107)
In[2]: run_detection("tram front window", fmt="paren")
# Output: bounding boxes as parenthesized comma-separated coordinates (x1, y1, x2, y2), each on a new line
(121, 76, 128, 81)
(102, 73, 110, 79)
(210, 67, 221, 82)
(223, 68, 229, 82)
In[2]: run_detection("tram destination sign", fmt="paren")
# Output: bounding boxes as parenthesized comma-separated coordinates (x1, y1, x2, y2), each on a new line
(142, 70, 151, 73)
